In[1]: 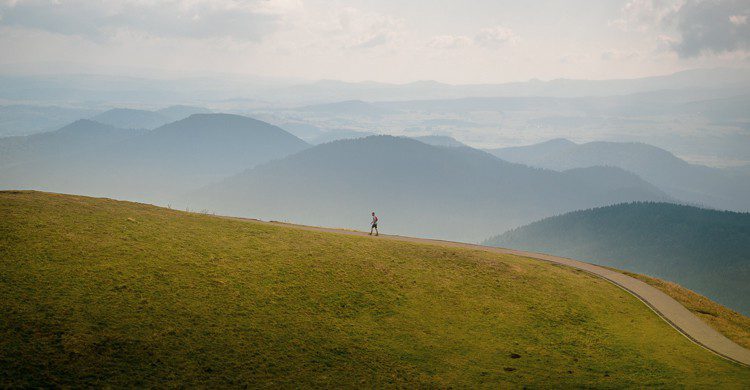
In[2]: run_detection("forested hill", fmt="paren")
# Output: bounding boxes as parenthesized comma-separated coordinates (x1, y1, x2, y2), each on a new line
(484, 202, 750, 315)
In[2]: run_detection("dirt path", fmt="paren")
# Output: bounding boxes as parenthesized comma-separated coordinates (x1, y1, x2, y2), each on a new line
(222, 216, 750, 367)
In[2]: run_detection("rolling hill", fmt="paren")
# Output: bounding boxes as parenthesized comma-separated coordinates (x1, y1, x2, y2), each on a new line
(189, 136, 670, 242)
(0, 114, 309, 204)
(483, 202, 750, 315)
(0, 119, 146, 168)
(487, 140, 750, 211)
(1, 191, 748, 387)
(107, 113, 309, 177)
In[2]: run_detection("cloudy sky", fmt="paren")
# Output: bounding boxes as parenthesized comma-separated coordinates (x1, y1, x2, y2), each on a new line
(1, 0, 749, 83)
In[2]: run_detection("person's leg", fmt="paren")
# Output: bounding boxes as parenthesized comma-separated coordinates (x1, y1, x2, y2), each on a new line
(369, 226, 373, 235)
(375, 226, 378, 236)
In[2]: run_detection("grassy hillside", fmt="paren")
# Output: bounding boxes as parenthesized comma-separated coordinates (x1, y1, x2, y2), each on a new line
(620, 271, 750, 350)
(1, 191, 748, 387)
(484, 202, 750, 315)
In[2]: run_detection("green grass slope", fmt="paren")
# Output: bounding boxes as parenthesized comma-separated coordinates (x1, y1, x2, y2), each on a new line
(1, 191, 748, 387)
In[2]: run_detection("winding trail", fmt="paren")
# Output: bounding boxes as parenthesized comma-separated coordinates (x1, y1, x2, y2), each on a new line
(225, 216, 750, 367)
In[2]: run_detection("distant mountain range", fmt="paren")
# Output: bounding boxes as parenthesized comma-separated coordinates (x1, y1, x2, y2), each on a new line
(273, 68, 750, 103)
(0, 104, 212, 137)
(486, 139, 750, 212)
(0, 114, 309, 203)
(189, 135, 670, 242)
(2, 68, 749, 105)
(483, 202, 750, 315)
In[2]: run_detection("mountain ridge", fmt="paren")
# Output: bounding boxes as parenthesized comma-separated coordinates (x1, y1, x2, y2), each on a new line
(189, 135, 670, 242)
(487, 139, 750, 211)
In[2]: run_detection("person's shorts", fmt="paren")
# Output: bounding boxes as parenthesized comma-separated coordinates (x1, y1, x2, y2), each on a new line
(372, 224, 378, 228)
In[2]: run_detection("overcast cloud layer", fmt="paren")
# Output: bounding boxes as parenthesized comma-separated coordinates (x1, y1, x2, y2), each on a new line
(1, 0, 748, 83)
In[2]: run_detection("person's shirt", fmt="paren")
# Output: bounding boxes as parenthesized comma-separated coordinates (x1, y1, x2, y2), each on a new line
(372, 215, 378, 225)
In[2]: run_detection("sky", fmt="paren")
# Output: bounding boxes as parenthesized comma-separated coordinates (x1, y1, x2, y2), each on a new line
(0, 0, 749, 84)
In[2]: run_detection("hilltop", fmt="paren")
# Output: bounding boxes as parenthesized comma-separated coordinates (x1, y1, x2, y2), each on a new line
(91, 105, 212, 129)
(484, 202, 750, 315)
(1, 191, 748, 387)
(0, 114, 309, 204)
(413, 135, 467, 148)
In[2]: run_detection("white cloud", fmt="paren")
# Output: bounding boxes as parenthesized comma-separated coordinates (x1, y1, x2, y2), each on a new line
(671, 0, 750, 57)
(251, 0, 304, 15)
(475, 26, 518, 47)
(1, 0, 748, 84)
(299, 6, 404, 51)
(609, 0, 683, 32)
(611, 0, 750, 58)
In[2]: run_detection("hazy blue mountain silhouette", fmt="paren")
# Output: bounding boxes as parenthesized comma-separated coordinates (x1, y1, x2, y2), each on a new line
(0, 119, 145, 168)
(189, 135, 670, 242)
(0, 114, 309, 204)
(92, 108, 170, 129)
(487, 140, 750, 211)
(413, 135, 467, 147)
(91, 105, 211, 129)
(156, 105, 212, 122)
(486, 138, 575, 162)
(563, 166, 670, 202)
(484, 202, 750, 315)
(309, 129, 375, 145)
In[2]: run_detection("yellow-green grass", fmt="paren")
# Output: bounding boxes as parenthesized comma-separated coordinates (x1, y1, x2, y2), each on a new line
(621, 271, 750, 350)
(0, 191, 748, 388)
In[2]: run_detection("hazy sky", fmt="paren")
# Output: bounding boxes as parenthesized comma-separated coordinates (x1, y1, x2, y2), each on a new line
(1, 0, 749, 83)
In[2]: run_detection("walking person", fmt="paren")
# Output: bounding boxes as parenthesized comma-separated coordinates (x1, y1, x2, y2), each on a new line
(369, 211, 379, 236)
